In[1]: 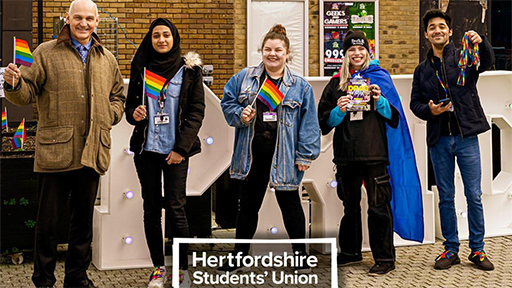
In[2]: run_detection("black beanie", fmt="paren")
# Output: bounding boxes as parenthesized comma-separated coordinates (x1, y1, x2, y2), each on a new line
(342, 30, 370, 53)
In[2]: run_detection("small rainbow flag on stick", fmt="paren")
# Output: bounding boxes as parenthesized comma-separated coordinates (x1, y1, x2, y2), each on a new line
(2, 107, 7, 130)
(257, 78, 285, 111)
(14, 37, 33, 67)
(144, 68, 167, 104)
(12, 118, 27, 149)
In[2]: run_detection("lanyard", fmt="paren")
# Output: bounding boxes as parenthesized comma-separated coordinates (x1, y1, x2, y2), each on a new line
(431, 57, 449, 99)
(264, 71, 282, 88)
(158, 80, 171, 112)
(457, 33, 480, 86)
(435, 70, 448, 98)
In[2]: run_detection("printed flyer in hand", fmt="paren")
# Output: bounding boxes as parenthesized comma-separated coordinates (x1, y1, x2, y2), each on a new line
(347, 76, 371, 111)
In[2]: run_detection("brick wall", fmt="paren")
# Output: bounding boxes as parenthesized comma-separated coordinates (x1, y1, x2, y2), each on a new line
(309, 0, 320, 76)
(31, 0, 419, 99)
(379, 0, 420, 74)
(233, 0, 247, 74)
(31, 0, 234, 96)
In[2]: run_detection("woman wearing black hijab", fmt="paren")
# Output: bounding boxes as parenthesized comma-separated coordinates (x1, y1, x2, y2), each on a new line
(125, 18, 205, 288)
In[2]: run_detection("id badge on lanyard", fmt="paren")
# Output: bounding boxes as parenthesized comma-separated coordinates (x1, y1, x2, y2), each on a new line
(155, 93, 170, 125)
(155, 113, 169, 125)
(350, 111, 363, 121)
(263, 112, 277, 122)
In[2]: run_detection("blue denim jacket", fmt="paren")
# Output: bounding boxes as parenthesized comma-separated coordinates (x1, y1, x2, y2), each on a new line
(221, 63, 321, 190)
(144, 66, 184, 154)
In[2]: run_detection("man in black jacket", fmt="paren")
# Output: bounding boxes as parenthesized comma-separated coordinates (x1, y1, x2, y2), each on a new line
(410, 9, 494, 271)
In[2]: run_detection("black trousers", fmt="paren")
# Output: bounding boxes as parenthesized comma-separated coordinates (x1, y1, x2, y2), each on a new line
(134, 151, 189, 269)
(336, 162, 395, 262)
(32, 167, 99, 287)
(234, 137, 307, 254)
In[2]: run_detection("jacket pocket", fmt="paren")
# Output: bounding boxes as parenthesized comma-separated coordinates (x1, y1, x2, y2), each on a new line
(238, 91, 255, 106)
(281, 100, 301, 127)
(169, 78, 183, 98)
(97, 128, 112, 173)
(373, 173, 392, 206)
(36, 127, 73, 170)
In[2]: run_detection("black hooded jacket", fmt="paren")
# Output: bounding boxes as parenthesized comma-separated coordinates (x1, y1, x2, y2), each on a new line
(410, 36, 494, 147)
(318, 76, 399, 164)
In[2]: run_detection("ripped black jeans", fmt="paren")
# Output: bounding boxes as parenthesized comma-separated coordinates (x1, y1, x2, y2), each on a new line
(336, 162, 395, 262)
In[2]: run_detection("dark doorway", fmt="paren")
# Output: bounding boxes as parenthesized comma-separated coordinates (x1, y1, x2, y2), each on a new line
(490, 0, 512, 70)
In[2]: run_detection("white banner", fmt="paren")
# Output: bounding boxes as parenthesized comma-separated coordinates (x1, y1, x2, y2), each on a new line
(248, 1, 308, 76)
(0, 67, 5, 98)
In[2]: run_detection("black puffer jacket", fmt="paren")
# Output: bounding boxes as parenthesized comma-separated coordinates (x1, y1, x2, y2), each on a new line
(125, 52, 205, 157)
(410, 37, 494, 147)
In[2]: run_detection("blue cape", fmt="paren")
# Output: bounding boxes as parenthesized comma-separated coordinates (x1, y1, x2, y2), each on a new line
(337, 61, 425, 242)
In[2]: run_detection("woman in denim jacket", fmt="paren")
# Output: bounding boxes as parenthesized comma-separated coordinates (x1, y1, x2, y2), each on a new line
(125, 18, 204, 288)
(219, 24, 321, 273)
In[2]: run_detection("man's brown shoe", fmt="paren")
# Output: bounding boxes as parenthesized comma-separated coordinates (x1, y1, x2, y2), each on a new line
(434, 250, 460, 270)
(469, 250, 495, 271)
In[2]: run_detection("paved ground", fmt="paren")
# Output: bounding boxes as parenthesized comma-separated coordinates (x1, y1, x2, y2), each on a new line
(1, 233, 511, 288)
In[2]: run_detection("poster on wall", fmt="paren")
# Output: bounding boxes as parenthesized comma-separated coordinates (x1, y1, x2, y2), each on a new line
(349, 2, 375, 57)
(322, 1, 376, 76)
(323, 2, 349, 76)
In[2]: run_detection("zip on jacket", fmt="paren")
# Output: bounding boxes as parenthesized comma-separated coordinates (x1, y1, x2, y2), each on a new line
(439, 57, 464, 138)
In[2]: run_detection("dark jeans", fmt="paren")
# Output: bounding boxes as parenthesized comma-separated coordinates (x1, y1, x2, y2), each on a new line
(234, 136, 307, 254)
(32, 168, 99, 287)
(134, 151, 189, 269)
(430, 135, 485, 253)
(336, 162, 395, 262)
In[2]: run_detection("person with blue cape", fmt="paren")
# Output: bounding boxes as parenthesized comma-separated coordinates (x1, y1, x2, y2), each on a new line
(318, 30, 424, 276)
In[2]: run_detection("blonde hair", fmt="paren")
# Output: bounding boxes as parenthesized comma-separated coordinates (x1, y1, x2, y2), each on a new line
(337, 49, 371, 91)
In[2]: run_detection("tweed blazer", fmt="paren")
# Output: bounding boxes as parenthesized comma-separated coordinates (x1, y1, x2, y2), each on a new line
(4, 25, 126, 175)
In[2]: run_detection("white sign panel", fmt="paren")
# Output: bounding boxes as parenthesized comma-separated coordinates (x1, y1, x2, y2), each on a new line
(0, 68, 5, 98)
(248, 0, 308, 76)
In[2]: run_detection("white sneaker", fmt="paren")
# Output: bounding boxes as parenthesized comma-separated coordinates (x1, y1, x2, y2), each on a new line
(148, 266, 166, 288)
(168, 269, 191, 288)
(180, 270, 191, 288)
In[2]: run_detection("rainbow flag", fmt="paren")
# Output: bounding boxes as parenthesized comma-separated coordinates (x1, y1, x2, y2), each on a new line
(12, 118, 26, 149)
(14, 38, 33, 67)
(145, 69, 167, 100)
(2, 107, 7, 130)
(257, 78, 284, 111)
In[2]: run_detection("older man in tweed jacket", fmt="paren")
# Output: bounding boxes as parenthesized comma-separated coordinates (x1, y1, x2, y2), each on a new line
(3, 0, 125, 287)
